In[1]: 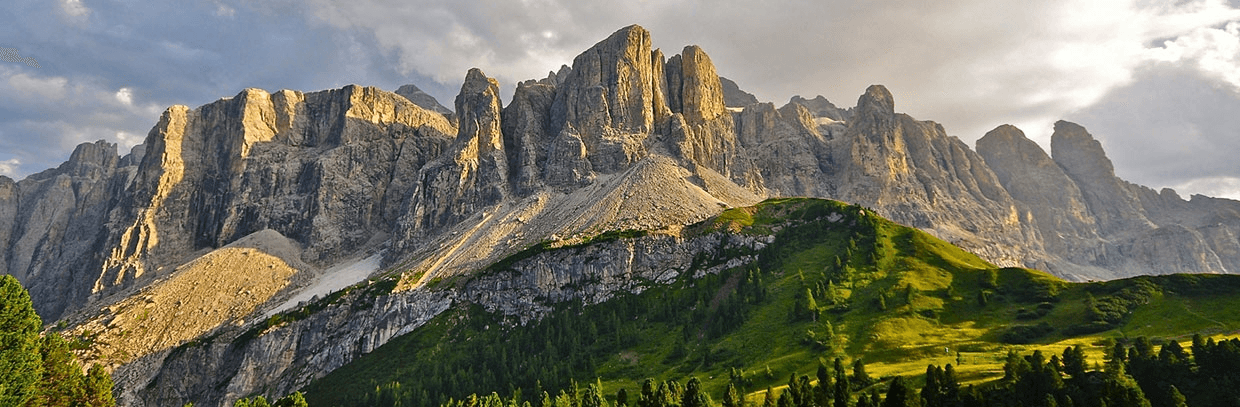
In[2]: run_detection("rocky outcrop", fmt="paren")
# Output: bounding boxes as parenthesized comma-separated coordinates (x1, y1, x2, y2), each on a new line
(125, 226, 770, 407)
(2, 85, 455, 321)
(977, 120, 1240, 278)
(398, 69, 510, 240)
(503, 80, 557, 195)
(720, 77, 759, 107)
(976, 124, 1097, 255)
(826, 85, 1038, 267)
(97, 85, 455, 293)
(789, 95, 851, 122)
(548, 24, 656, 177)
(0, 141, 136, 320)
(393, 83, 454, 120)
(1051, 121, 1155, 236)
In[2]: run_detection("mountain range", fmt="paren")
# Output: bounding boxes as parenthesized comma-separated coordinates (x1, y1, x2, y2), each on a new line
(1, 24, 1238, 406)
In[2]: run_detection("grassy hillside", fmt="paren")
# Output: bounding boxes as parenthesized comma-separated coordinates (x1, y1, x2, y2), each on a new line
(299, 198, 1240, 406)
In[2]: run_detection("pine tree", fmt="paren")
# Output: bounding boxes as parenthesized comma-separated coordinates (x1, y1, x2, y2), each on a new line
(31, 333, 85, 406)
(1167, 385, 1187, 407)
(816, 363, 833, 407)
(723, 383, 743, 407)
(777, 391, 794, 407)
(80, 363, 114, 407)
(881, 376, 913, 407)
(852, 360, 872, 388)
(834, 358, 850, 407)
(921, 365, 941, 407)
(683, 378, 711, 407)
(639, 379, 655, 407)
(763, 387, 777, 407)
(617, 388, 628, 407)
(0, 275, 43, 406)
(581, 380, 606, 407)
(274, 392, 309, 407)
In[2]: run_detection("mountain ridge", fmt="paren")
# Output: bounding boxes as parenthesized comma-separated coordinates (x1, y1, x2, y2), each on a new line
(1, 23, 1240, 406)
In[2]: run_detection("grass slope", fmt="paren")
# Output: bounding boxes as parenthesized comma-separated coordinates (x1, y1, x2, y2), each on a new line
(300, 198, 1240, 406)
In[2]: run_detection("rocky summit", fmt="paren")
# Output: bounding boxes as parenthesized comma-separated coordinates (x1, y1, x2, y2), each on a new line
(1, 24, 1239, 406)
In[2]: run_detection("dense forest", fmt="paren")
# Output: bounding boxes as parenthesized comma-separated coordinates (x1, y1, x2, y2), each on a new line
(0, 275, 115, 406)
(417, 335, 1240, 407)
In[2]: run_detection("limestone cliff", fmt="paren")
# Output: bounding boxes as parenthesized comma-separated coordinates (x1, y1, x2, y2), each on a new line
(978, 120, 1240, 278)
(4, 23, 1240, 407)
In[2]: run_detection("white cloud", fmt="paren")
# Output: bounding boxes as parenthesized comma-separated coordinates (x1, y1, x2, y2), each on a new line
(1172, 176, 1240, 200)
(115, 87, 133, 106)
(0, 158, 20, 178)
(1147, 21, 1240, 91)
(295, 0, 1240, 147)
(0, 66, 164, 178)
(58, 0, 90, 23)
(114, 131, 143, 149)
(8, 71, 69, 102)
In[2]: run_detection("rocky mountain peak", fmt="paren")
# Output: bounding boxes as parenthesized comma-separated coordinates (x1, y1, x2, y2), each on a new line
(673, 45, 727, 124)
(551, 24, 656, 138)
(394, 83, 453, 116)
(788, 95, 850, 122)
(455, 68, 504, 152)
(719, 77, 759, 108)
(855, 84, 895, 119)
(1050, 120, 1116, 178)
(976, 124, 1097, 254)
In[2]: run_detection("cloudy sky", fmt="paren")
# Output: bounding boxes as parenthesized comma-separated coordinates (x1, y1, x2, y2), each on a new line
(3, 0, 1239, 199)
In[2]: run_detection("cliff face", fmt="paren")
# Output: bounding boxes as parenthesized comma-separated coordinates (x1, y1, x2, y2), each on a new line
(125, 229, 768, 407)
(0, 141, 136, 320)
(978, 121, 1240, 278)
(5, 23, 1240, 407)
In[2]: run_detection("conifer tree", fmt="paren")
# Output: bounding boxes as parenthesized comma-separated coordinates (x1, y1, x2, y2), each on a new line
(852, 360, 872, 388)
(1167, 385, 1187, 407)
(31, 333, 84, 406)
(581, 380, 606, 407)
(0, 275, 43, 406)
(723, 383, 743, 407)
(881, 376, 913, 407)
(683, 378, 711, 407)
(274, 392, 309, 407)
(777, 391, 793, 407)
(763, 387, 777, 407)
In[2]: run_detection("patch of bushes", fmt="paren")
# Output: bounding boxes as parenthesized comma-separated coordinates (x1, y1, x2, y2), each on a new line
(999, 322, 1053, 344)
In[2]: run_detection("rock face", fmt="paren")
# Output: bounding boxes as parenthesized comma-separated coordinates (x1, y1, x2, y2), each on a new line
(976, 125, 1097, 257)
(5, 23, 1240, 407)
(127, 228, 770, 407)
(789, 95, 852, 122)
(720, 77, 759, 107)
(0, 141, 136, 320)
(393, 84, 454, 117)
(978, 120, 1240, 278)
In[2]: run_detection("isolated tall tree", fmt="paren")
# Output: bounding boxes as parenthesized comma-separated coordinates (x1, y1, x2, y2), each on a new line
(0, 275, 44, 406)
